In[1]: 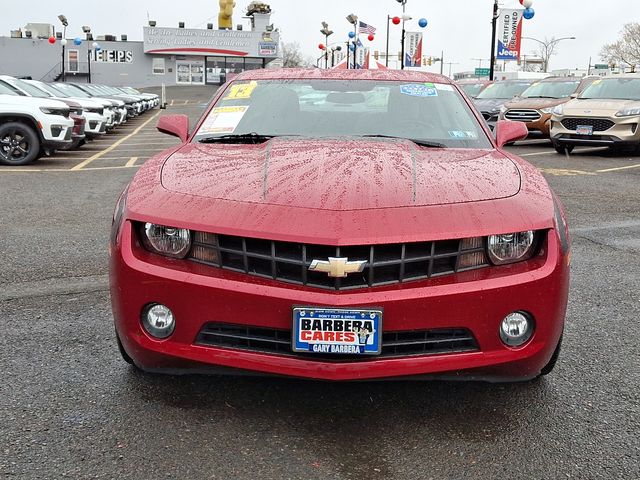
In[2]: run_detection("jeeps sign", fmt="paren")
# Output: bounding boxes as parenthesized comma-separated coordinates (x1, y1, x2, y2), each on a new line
(91, 50, 133, 63)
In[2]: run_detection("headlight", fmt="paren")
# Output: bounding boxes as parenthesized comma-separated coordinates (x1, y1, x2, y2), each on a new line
(142, 223, 191, 258)
(40, 107, 70, 117)
(615, 106, 640, 117)
(552, 104, 564, 116)
(487, 231, 535, 265)
(540, 107, 555, 114)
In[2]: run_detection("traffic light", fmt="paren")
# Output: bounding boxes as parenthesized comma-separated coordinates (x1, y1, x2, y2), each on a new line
(374, 51, 379, 60)
(428, 56, 433, 66)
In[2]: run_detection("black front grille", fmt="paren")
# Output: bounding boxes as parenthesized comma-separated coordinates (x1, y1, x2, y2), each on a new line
(196, 323, 479, 361)
(561, 118, 615, 132)
(189, 233, 488, 291)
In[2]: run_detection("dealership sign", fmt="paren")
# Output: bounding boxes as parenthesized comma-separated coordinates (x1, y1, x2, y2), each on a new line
(404, 32, 423, 68)
(91, 50, 133, 63)
(496, 7, 524, 61)
(143, 27, 279, 57)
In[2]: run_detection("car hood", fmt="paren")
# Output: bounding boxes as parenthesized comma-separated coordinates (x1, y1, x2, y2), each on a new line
(0, 94, 69, 110)
(504, 97, 568, 110)
(562, 98, 640, 116)
(160, 138, 521, 211)
(472, 98, 508, 112)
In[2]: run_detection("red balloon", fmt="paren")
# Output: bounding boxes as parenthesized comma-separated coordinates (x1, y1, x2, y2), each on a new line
(392, 16, 401, 25)
(318, 43, 325, 50)
(368, 34, 375, 41)
(48, 36, 56, 44)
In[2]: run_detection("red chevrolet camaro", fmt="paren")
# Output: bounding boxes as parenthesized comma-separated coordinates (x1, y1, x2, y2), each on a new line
(110, 69, 570, 381)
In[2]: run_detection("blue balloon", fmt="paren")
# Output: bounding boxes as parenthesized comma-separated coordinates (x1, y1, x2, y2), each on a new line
(349, 44, 355, 51)
(348, 31, 356, 39)
(523, 7, 535, 19)
(418, 18, 428, 28)
(73, 37, 82, 45)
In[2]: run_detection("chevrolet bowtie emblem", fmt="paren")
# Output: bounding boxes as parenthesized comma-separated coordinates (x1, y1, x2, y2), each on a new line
(308, 257, 367, 278)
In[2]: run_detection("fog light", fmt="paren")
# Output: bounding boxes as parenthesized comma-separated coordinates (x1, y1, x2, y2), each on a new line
(142, 304, 175, 339)
(499, 312, 533, 347)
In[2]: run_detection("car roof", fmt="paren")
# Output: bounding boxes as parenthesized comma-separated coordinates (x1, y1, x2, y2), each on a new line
(535, 76, 581, 83)
(601, 73, 640, 79)
(232, 68, 454, 84)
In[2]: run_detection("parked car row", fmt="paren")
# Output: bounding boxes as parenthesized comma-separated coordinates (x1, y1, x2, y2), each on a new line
(0, 77, 159, 166)
(458, 74, 640, 154)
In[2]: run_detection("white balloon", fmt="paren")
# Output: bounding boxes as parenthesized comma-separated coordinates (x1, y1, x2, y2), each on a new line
(523, 0, 533, 8)
(60, 39, 68, 46)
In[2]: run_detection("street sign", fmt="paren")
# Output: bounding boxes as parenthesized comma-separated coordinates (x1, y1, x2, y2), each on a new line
(475, 68, 491, 77)
(594, 64, 609, 69)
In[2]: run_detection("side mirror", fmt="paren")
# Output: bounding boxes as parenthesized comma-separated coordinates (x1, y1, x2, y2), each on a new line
(495, 120, 528, 148)
(157, 114, 189, 143)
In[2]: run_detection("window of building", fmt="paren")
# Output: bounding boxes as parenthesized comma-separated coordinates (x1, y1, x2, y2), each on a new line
(152, 57, 165, 75)
(245, 58, 264, 71)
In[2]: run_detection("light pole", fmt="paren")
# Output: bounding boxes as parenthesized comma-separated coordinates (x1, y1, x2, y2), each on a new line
(320, 22, 334, 69)
(57, 15, 68, 82)
(397, 0, 408, 69)
(346, 14, 358, 69)
(522, 36, 576, 72)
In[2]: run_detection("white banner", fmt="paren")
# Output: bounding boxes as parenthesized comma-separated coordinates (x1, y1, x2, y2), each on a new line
(496, 7, 524, 61)
(404, 32, 423, 68)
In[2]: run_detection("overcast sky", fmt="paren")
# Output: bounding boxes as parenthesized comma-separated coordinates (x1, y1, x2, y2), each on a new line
(2, 0, 635, 74)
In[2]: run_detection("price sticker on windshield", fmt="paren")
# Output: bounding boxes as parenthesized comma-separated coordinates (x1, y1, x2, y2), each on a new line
(224, 81, 258, 100)
(198, 106, 249, 134)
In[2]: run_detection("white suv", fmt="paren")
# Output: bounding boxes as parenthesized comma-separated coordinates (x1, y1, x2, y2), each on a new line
(0, 81, 73, 165)
(24, 80, 110, 140)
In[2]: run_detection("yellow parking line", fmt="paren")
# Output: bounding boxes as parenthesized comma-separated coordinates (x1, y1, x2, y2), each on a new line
(596, 163, 640, 173)
(125, 157, 138, 167)
(70, 112, 159, 170)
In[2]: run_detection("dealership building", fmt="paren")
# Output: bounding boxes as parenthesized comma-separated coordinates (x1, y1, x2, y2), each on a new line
(0, 10, 280, 88)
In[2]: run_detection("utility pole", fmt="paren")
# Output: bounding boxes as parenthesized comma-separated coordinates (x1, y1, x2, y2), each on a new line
(489, 0, 499, 81)
(440, 50, 444, 75)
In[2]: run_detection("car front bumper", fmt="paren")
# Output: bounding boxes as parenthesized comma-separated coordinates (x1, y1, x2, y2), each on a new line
(110, 223, 569, 381)
(551, 115, 640, 147)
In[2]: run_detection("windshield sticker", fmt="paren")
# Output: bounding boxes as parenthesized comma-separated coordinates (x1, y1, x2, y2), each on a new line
(223, 81, 258, 100)
(400, 84, 438, 97)
(435, 84, 454, 92)
(198, 106, 249, 135)
(448, 130, 478, 140)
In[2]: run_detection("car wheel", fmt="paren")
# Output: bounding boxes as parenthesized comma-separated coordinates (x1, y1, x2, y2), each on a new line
(116, 331, 134, 365)
(554, 145, 574, 155)
(0, 122, 41, 166)
(539, 335, 562, 376)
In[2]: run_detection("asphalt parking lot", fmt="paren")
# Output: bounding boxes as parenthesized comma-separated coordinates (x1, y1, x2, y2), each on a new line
(1, 87, 639, 479)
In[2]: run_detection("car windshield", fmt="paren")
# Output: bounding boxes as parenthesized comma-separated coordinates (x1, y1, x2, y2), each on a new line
(9, 78, 52, 98)
(193, 79, 492, 149)
(459, 83, 485, 97)
(521, 80, 580, 99)
(476, 82, 532, 99)
(54, 83, 91, 98)
(0, 81, 21, 96)
(579, 78, 640, 100)
(38, 83, 70, 98)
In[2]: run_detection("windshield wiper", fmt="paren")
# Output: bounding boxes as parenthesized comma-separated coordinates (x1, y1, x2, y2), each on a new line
(361, 135, 446, 148)
(525, 95, 557, 99)
(198, 132, 281, 144)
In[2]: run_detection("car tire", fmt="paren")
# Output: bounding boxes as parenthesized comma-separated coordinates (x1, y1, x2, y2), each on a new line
(116, 331, 134, 365)
(554, 145, 574, 155)
(0, 121, 41, 166)
(539, 335, 562, 376)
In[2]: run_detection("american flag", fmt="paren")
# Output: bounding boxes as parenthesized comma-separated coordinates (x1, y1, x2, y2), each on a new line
(358, 21, 377, 35)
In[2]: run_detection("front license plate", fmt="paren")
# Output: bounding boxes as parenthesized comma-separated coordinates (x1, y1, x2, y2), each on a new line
(292, 307, 383, 355)
(576, 125, 594, 135)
